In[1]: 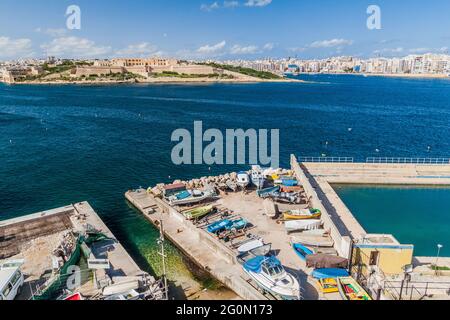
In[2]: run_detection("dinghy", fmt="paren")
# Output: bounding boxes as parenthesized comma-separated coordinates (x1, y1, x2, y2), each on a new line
(243, 255, 301, 300)
(337, 277, 372, 301)
(169, 189, 215, 206)
(283, 208, 321, 220)
(292, 243, 314, 261)
(237, 239, 265, 253)
(312, 268, 349, 280)
(183, 205, 214, 220)
(285, 219, 322, 232)
(263, 199, 277, 218)
(257, 186, 280, 198)
(290, 234, 334, 248)
(317, 278, 339, 294)
(236, 172, 250, 189)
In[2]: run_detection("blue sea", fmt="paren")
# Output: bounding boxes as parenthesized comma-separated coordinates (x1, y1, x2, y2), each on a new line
(1, 74, 449, 272)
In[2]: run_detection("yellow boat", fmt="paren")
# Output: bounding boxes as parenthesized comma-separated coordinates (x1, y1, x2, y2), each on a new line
(283, 209, 321, 220)
(337, 277, 372, 301)
(317, 278, 339, 294)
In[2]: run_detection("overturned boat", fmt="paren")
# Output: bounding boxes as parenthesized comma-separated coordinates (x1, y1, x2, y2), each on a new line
(285, 219, 322, 232)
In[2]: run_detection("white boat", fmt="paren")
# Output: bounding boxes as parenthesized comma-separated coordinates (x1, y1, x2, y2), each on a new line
(243, 255, 301, 300)
(168, 189, 215, 206)
(263, 198, 277, 218)
(250, 165, 265, 189)
(285, 219, 322, 232)
(236, 172, 250, 189)
(237, 239, 265, 253)
(290, 234, 334, 248)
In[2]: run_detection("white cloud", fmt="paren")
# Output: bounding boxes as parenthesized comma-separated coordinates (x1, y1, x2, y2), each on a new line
(263, 42, 275, 50)
(409, 47, 430, 54)
(245, 0, 272, 7)
(224, 1, 239, 8)
(0, 36, 34, 59)
(197, 40, 227, 54)
(230, 44, 259, 54)
(115, 42, 158, 56)
(201, 2, 220, 11)
(309, 38, 354, 48)
(373, 47, 404, 56)
(41, 36, 111, 58)
(36, 28, 67, 37)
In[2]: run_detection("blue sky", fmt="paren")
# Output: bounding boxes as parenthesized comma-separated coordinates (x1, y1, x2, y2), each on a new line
(0, 0, 449, 60)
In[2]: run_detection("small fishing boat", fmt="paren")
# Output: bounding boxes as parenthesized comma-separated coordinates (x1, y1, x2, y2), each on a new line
(275, 177, 298, 187)
(283, 208, 321, 220)
(263, 198, 277, 218)
(227, 218, 248, 231)
(236, 172, 250, 189)
(270, 191, 301, 204)
(292, 243, 313, 261)
(169, 189, 215, 206)
(312, 268, 349, 280)
(290, 234, 334, 248)
(183, 205, 214, 220)
(317, 278, 339, 294)
(285, 219, 322, 232)
(256, 186, 280, 198)
(237, 239, 265, 253)
(250, 165, 266, 189)
(337, 277, 372, 301)
(243, 255, 301, 300)
(207, 219, 231, 233)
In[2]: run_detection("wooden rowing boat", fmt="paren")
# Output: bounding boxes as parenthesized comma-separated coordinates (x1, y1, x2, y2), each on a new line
(283, 208, 321, 220)
(337, 277, 372, 301)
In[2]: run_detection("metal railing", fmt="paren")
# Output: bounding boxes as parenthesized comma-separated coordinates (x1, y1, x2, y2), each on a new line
(299, 157, 354, 163)
(366, 157, 450, 164)
(383, 280, 450, 300)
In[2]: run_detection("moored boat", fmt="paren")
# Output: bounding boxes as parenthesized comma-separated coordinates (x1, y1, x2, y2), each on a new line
(290, 234, 334, 248)
(312, 268, 349, 280)
(337, 277, 372, 301)
(236, 172, 250, 189)
(237, 239, 264, 253)
(183, 205, 214, 220)
(292, 243, 314, 261)
(169, 189, 215, 206)
(256, 186, 280, 198)
(285, 219, 322, 232)
(283, 208, 321, 220)
(243, 255, 301, 300)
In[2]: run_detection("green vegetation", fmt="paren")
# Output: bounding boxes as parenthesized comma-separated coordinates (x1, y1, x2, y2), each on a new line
(200, 62, 283, 80)
(150, 71, 234, 79)
(431, 265, 450, 271)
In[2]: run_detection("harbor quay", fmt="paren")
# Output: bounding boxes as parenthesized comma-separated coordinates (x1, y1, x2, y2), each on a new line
(126, 154, 450, 301)
(0, 202, 165, 300)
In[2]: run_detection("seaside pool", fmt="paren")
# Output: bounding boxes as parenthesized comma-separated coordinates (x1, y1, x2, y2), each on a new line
(333, 184, 450, 257)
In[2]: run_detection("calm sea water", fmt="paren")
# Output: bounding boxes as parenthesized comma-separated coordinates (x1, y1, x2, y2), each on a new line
(333, 185, 450, 257)
(1, 75, 449, 277)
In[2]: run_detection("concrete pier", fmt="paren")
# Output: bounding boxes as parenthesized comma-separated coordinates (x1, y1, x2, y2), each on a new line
(125, 189, 271, 300)
(0, 202, 150, 299)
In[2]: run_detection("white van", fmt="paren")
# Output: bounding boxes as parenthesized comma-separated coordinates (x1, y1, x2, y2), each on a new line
(0, 260, 25, 300)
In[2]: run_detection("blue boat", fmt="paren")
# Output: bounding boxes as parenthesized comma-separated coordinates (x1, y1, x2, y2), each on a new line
(312, 268, 349, 280)
(207, 219, 231, 233)
(256, 186, 280, 198)
(281, 179, 298, 187)
(292, 243, 313, 261)
(227, 218, 247, 231)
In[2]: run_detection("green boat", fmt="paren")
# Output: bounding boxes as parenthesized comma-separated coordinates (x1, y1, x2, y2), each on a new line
(183, 205, 214, 220)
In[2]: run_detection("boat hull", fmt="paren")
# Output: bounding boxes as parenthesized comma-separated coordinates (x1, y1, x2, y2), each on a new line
(243, 269, 301, 300)
(337, 277, 372, 301)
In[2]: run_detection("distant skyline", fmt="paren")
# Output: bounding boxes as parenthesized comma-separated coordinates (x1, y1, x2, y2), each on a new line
(0, 0, 449, 60)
